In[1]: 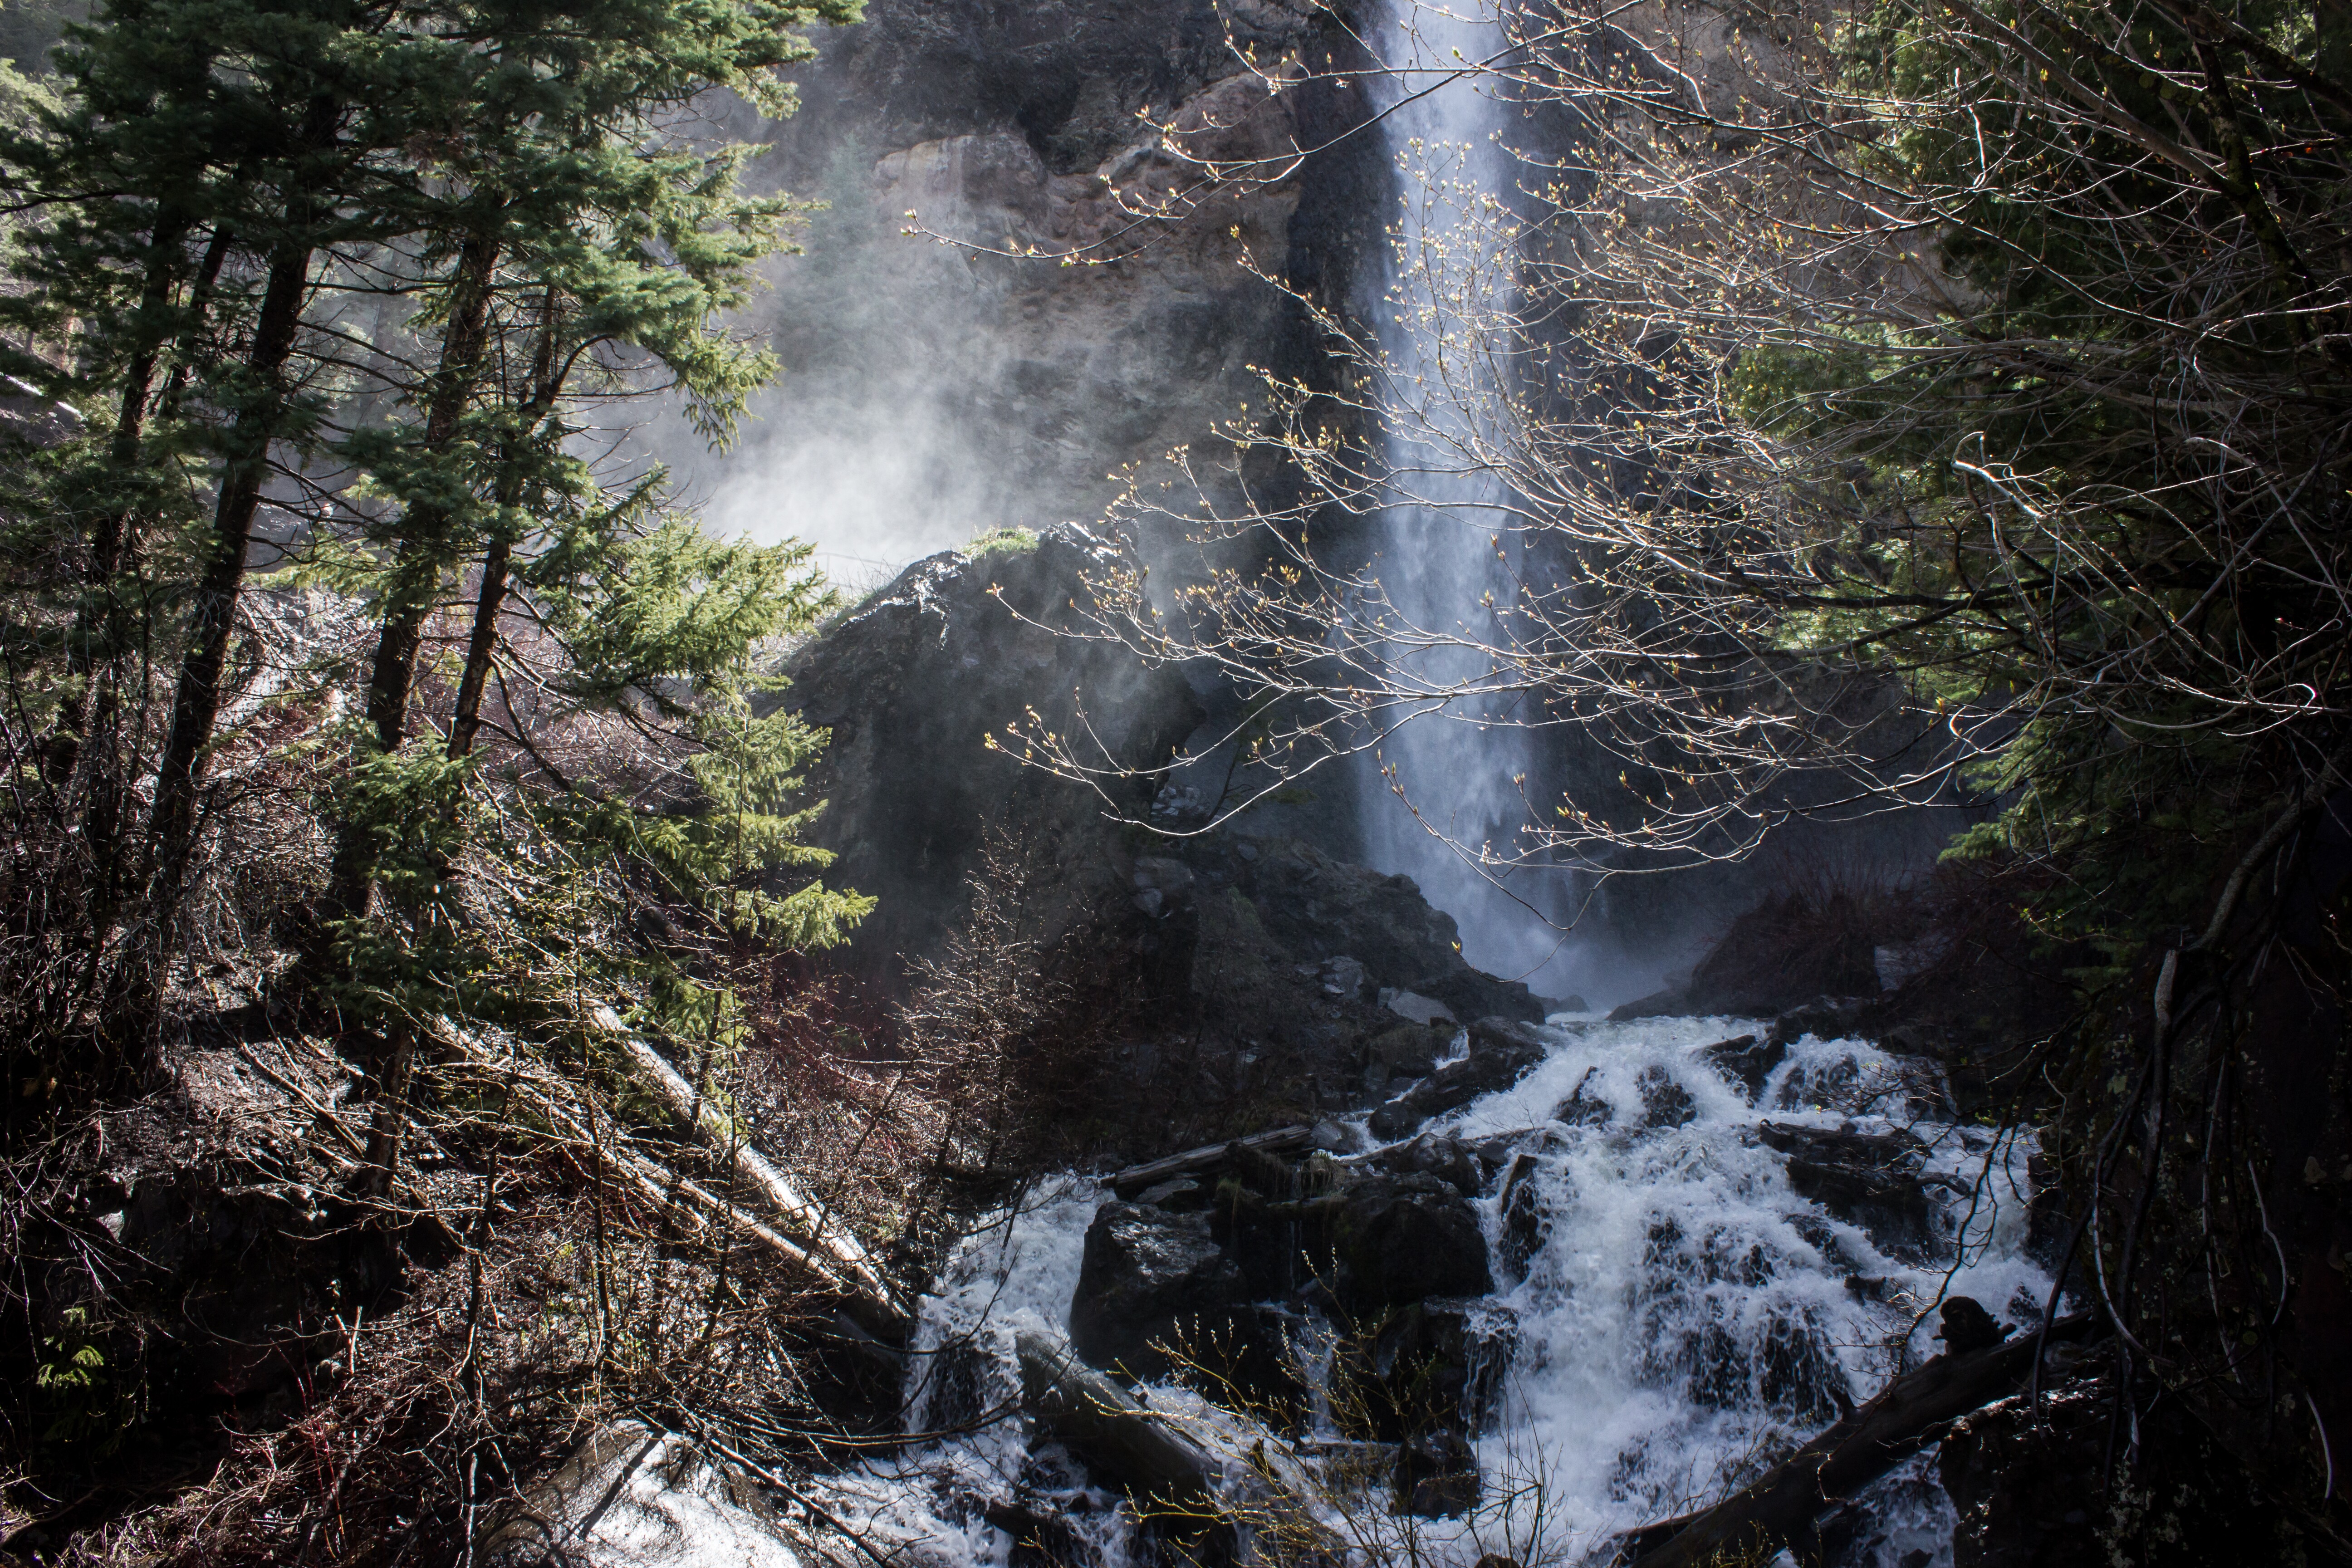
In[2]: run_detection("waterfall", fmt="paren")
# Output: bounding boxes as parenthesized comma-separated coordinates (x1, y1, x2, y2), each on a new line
(1352, 0, 1568, 995)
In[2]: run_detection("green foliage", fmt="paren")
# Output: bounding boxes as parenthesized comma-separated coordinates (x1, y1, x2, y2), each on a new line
(965, 525, 1040, 558)
(1705, 0, 2352, 969)
(33, 1306, 134, 1455)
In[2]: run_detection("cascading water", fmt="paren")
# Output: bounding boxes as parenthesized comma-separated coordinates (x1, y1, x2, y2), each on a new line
(583, 15, 2052, 1564)
(778, 1014, 2049, 1567)
(1350, 1, 1566, 995)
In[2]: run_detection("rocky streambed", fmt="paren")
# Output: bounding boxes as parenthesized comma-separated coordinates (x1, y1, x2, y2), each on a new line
(755, 1007, 2058, 1568)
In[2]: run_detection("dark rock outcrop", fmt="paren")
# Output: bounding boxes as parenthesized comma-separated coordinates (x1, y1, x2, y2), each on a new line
(1172, 837, 1544, 1027)
(1757, 1122, 1939, 1259)
(776, 528, 1201, 985)
(1940, 1369, 2319, 1568)
(1369, 1019, 1547, 1138)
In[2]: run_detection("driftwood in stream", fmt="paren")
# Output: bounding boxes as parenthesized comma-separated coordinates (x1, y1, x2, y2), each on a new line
(1108, 1125, 1315, 1200)
(1017, 1332, 1224, 1501)
(1016, 1332, 1349, 1558)
(1624, 1314, 2102, 1568)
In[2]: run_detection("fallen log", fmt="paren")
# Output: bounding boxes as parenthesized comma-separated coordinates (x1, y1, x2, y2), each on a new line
(1108, 1125, 1316, 1200)
(1015, 1331, 1349, 1558)
(1625, 1313, 2102, 1568)
(593, 1007, 906, 1318)
(1016, 1331, 1223, 1503)
(433, 1014, 911, 1340)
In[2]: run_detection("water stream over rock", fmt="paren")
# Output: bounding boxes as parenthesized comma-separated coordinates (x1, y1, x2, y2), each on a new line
(789, 1013, 2049, 1567)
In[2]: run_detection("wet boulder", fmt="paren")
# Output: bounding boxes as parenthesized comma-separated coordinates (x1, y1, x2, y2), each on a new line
(1358, 1298, 1508, 1441)
(1317, 1172, 1494, 1315)
(1549, 1067, 1612, 1127)
(1635, 1065, 1698, 1130)
(1497, 1154, 1557, 1277)
(1935, 1295, 2005, 1355)
(1371, 1131, 1488, 1197)
(1700, 1032, 1786, 1102)
(1394, 1428, 1480, 1517)
(1758, 1121, 1939, 1259)
(1368, 1019, 1546, 1138)
(1766, 995, 1875, 1049)
(1068, 1202, 1247, 1380)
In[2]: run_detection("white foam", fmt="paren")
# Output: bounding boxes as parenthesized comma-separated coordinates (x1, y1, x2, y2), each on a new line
(776, 1017, 2048, 1568)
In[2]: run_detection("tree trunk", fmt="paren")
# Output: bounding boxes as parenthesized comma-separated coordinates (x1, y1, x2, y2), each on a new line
(446, 291, 559, 767)
(325, 220, 502, 921)
(128, 222, 319, 1054)
(49, 212, 191, 790)
(444, 535, 509, 760)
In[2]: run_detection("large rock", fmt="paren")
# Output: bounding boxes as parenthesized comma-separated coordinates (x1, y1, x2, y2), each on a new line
(1067, 1201, 1248, 1381)
(1358, 1298, 1510, 1443)
(1940, 1368, 2314, 1567)
(1368, 1019, 1547, 1138)
(1179, 838, 1544, 1026)
(1700, 1032, 1785, 1102)
(774, 529, 1202, 985)
(1317, 1172, 1494, 1315)
(1756, 1121, 1939, 1259)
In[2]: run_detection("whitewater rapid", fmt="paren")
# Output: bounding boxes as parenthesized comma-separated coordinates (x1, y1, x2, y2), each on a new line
(799, 1013, 2050, 1568)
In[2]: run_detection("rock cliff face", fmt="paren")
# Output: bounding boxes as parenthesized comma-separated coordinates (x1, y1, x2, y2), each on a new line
(774, 526, 1200, 984)
(774, 528, 1543, 1157)
(658, 0, 1382, 570)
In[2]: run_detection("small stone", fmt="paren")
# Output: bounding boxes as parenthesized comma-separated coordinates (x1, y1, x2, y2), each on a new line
(1310, 1119, 1362, 1155)
(1320, 955, 1372, 1000)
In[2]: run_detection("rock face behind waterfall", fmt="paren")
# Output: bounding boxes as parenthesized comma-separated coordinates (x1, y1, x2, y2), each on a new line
(773, 527, 1202, 985)
(773, 528, 1540, 1158)
(662, 0, 1384, 574)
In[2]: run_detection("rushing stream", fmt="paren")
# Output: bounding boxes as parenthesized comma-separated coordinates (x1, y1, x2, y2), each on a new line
(786, 1012, 2048, 1568)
